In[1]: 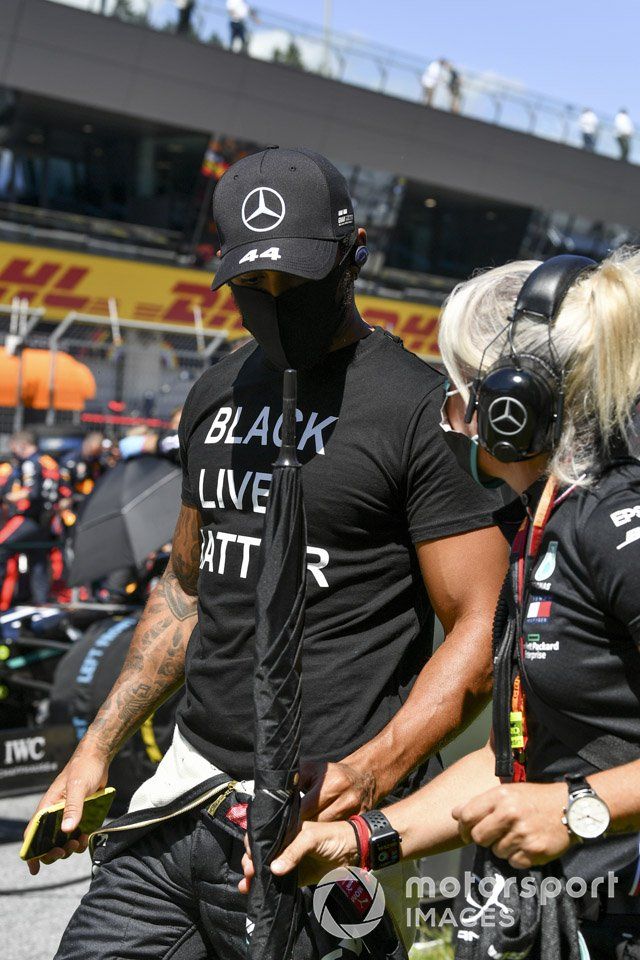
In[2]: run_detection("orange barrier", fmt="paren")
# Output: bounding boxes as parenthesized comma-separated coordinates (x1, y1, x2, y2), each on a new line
(0, 347, 96, 410)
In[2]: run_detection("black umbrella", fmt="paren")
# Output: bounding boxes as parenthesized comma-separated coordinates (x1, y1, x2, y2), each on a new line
(67, 456, 181, 586)
(247, 369, 307, 960)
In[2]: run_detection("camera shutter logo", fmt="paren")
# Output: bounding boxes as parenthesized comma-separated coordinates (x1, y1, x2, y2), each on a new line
(488, 397, 528, 436)
(241, 188, 286, 232)
(313, 866, 386, 940)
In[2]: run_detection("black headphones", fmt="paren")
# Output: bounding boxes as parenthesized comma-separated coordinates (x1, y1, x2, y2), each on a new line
(464, 254, 596, 463)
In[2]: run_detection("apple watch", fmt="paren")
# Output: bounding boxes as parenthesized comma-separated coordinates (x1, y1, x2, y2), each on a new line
(562, 774, 610, 841)
(357, 810, 402, 870)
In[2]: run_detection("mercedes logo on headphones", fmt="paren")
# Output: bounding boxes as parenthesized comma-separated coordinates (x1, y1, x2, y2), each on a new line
(241, 187, 286, 233)
(488, 396, 528, 435)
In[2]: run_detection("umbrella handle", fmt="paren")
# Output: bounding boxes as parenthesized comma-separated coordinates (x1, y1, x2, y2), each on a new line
(276, 369, 300, 468)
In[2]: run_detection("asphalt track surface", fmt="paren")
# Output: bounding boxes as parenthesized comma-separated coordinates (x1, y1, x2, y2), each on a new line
(0, 792, 91, 960)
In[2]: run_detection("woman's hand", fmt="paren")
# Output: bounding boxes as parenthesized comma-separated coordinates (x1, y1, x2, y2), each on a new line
(239, 819, 359, 893)
(452, 781, 571, 869)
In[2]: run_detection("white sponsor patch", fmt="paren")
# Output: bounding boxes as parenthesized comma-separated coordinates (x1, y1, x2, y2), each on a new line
(533, 541, 558, 582)
(338, 210, 354, 226)
(610, 505, 640, 527)
(617, 526, 640, 550)
(524, 639, 560, 661)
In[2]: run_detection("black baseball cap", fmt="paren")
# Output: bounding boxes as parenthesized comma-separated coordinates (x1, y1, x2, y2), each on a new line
(211, 146, 355, 290)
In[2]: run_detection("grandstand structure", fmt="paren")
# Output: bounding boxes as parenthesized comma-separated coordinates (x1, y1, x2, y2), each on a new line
(0, 0, 639, 430)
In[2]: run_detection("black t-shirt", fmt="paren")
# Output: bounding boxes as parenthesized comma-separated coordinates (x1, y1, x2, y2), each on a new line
(176, 327, 498, 780)
(519, 463, 640, 892)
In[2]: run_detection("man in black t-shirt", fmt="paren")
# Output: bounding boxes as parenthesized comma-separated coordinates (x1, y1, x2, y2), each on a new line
(35, 148, 507, 960)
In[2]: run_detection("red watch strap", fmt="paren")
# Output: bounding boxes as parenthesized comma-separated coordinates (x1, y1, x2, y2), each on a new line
(348, 815, 371, 871)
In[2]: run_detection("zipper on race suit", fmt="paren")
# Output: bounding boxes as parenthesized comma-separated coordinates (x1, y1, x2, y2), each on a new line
(88, 779, 238, 854)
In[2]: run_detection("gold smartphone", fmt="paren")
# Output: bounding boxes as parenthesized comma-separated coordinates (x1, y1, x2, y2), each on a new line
(19, 787, 116, 861)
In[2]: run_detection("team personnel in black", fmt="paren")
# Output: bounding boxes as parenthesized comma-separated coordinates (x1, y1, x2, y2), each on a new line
(0, 430, 60, 606)
(59, 431, 109, 522)
(257, 252, 640, 958)
(27, 148, 508, 959)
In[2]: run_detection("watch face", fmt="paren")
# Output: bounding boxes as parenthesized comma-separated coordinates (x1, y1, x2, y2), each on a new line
(567, 795, 611, 839)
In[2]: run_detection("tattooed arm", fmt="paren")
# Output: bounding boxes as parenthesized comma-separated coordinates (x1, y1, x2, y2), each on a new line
(87, 503, 200, 759)
(25, 504, 201, 874)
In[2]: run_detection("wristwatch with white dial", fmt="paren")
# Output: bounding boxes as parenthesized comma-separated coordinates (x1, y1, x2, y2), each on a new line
(562, 774, 610, 841)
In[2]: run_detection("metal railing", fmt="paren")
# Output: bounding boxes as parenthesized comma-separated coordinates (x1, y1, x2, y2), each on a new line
(46, 0, 639, 164)
(0, 297, 228, 435)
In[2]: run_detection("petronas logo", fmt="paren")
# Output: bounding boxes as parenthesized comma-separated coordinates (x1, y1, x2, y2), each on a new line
(534, 541, 558, 582)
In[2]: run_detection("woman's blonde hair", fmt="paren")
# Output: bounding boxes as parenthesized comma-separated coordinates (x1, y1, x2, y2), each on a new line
(438, 248, 640, 486)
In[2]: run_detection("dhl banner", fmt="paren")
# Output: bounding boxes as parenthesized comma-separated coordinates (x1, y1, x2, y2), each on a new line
(0, 242, 441, 360)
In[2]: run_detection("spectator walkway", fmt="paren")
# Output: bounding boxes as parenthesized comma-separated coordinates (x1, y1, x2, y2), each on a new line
(47, 0, 640, 164)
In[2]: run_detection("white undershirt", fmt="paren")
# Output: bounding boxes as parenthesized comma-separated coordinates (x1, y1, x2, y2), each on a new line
(128, 725, 254, 813)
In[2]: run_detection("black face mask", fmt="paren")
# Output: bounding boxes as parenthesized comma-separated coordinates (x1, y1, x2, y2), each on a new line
(230, 254, 351, 370)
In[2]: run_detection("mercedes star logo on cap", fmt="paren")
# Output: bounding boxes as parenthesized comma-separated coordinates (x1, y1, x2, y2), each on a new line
(241, 187, 286, 233)
(488, 396, 528, 435)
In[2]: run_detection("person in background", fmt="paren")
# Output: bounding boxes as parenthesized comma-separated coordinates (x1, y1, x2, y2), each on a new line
(118, 408, 182, 466)
(61, 432, 109, 511)
(0, 430, 60, 607)
(175, 0, 195, 36)
(226, 0, 255, 53)
(579, 107, 599, 152)
(447, 60, 462, 114)
(56, 432, 111, 597)
(615, 108, 634, 162)
(421, 57, 445, 106)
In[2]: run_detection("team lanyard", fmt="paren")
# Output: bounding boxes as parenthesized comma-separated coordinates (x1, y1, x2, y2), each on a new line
(508, 476, 559, 782)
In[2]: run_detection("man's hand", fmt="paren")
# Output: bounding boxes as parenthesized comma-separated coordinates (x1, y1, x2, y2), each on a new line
(239, 819, 359, 892)
(452, 781, 571, 869)
(24, 741, 109, 875)
(25, 502, 201, 877)
(299, 760, 377, 822)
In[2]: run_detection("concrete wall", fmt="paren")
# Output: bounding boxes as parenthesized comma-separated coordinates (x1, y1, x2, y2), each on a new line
(1, 0, 639, 225)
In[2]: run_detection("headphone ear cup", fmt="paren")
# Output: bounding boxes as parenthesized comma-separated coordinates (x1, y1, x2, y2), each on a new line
(475, 360, 557, 461)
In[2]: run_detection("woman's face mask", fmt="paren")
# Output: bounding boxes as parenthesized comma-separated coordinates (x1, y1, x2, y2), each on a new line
(439, 382, 505, 489)
(230, 252, 352, 371)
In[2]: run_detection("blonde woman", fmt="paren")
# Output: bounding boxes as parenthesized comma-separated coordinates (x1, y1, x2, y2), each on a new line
(241, 253, 640, 958)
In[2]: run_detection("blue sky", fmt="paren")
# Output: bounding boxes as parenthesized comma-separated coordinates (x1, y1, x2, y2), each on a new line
(255, 0, 636, 122)
(75, 0, 634, 124)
